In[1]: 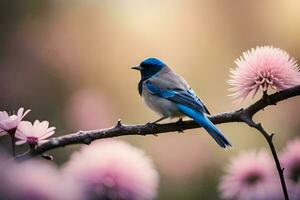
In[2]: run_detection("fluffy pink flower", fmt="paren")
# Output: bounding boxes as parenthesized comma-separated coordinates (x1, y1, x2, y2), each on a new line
(0, 154, 83, 200)
(229, 46, 300, 102)
(63, 140, 159, 200)
(219, 150, 283, 200)
(0, 107, 30, 135)
(280, 139, 300, 199)
(15, 120, 55, 146)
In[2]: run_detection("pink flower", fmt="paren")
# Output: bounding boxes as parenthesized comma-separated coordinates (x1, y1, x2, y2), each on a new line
(280, 139, 300, 199)
(219, 150, 283, 200)
(15, 120, 55, 146)
(64, 89, 115, 130)
(63, 140, 159, 200)
(0, 153, 83, 200)
(0, 107, 30, 135)
(229, 46, 300, 102)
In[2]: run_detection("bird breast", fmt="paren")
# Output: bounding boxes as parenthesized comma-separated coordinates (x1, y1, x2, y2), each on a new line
(142, 88, 183, 118)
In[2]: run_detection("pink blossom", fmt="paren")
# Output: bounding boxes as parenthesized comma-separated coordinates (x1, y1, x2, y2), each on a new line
(219, 150, 283, 200)
(0, 153, 83, 200)
(0, 107, 30, 135)
(146, 134, 212, 181)
(63, 140, 159, 200)
(280, 139, 300, 199)
(15, 120, 55, 146)
(229, 46, 300, 102)
(64, 89, 115, 130)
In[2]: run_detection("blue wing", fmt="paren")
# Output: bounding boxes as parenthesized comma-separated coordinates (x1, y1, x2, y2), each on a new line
(145, 81, 210, 114)
(145, 80, 231, 148)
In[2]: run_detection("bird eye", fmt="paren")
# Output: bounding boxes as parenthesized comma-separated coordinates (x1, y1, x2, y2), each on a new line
(141, 64, 149, 70)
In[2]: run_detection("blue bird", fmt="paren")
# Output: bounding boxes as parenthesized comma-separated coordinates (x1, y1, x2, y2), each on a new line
(132, 58, 231, 148)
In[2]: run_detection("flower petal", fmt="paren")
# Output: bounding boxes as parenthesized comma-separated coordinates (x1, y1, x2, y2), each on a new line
(0, 130, 7, 137)
(39, 130, 55, 140)
(228, 46, 300, 103)
(20, 108, 31, 120)
(15, 140, 27, 145)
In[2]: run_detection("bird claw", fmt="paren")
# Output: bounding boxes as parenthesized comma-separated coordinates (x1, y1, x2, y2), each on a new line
(176, 118, 184, 133)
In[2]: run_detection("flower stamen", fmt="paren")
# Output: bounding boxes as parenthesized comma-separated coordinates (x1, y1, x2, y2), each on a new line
(229, 46, 300, 102)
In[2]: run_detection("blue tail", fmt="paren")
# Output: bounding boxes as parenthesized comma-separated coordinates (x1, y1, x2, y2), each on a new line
(177, 104, 231, 148)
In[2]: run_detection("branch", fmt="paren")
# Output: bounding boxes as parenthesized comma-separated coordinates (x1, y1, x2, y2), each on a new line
(17, 85, 300, 160)
(243, 119, 289, 200)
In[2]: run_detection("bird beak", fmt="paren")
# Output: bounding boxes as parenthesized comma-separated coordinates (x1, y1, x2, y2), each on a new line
(131, 65, 141, 71)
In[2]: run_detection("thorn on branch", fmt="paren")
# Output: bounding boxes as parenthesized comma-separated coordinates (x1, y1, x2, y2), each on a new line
(115, 119, 123, 128)
(255, 122, 264, 130)
(77, 130, 85, 135)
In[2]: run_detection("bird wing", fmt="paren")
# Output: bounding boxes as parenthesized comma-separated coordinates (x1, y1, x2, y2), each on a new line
(145, 80, 210, 115)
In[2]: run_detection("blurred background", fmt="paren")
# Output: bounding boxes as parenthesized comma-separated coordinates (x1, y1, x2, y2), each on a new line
(0, 0, 300, 199)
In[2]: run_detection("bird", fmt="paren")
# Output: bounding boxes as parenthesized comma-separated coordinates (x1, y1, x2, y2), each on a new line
(131, 58, 231, 148)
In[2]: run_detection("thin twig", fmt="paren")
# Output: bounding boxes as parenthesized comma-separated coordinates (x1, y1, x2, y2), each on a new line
(10, 135, 15, 157)
(8, 128, 17, 157)
(243, 119, 289, 200)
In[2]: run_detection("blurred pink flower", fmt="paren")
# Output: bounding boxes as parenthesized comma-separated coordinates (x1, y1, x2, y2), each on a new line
(0, 153, 82, 200)
(229, 46, 300, 102)
(145, 134, 212, 182)
(63, 140, 159, 200)
(219, 150, 283, 200)
(0, 107, 30, 136)
(64, 89, 115, 130)
(15, 120, 55, 146)
(280, 139, 300, 199)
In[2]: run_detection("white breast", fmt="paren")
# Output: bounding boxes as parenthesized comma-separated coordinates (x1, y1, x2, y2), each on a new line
(142, 88, 183, 118)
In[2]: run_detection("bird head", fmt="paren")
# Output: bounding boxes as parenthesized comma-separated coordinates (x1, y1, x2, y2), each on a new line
(132, 58, 166, 80)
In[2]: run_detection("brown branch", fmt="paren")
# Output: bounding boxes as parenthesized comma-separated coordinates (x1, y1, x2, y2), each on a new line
(243, 119, 289, 200)
(16, 85, 300, 160)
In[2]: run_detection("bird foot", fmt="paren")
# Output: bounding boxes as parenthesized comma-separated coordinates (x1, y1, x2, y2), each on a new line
(151, 117, 167, 124)
(176, 118, 184, 133)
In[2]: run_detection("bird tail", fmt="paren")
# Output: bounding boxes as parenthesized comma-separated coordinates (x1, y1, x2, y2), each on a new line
(177, 104, 232, 148)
